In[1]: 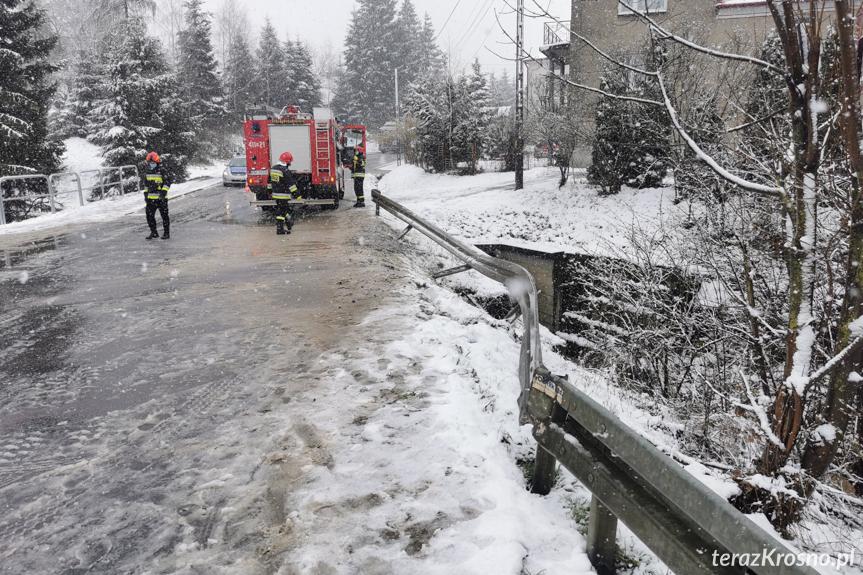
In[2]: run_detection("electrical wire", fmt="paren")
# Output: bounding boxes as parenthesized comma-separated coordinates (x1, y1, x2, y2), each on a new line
(435, 0, 464, 41)
(454, 0, 495, 50)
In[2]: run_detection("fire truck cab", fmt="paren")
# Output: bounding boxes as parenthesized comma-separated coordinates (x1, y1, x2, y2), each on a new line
(243, 106, 367, 210)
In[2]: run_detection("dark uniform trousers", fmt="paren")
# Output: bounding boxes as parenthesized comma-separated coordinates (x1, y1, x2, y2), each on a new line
(145, 197, 169, 236)
(270, 164, 299, 233)
(352, 153, 366, 203)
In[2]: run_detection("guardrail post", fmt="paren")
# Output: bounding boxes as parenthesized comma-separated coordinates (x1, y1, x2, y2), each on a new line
(397, 224, 413, 240)
(587, 495, 618, 575)
(74, 173, 84, 206)
(47, 176, 56, 213)
(0, 189, 6, 225)
(531, 445, 558, 495)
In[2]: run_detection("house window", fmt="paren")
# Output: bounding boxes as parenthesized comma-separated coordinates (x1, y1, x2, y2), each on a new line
(618, 0, 668, 16)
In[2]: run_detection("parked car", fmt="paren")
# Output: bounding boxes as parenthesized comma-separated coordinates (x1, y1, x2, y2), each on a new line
(222, 156, 247, 187)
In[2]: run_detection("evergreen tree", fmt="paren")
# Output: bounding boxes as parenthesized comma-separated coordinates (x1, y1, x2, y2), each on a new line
(395, 0, 423, 87)
(416, 12, 444, 77)
(88, 19, 194, 181)
(404, 73, 450, 172)
(333, 0, 400, 127)
(284, 38, 321, 111)
(490, 69, 514, 107)
(177, 0, 227, 160)
(64, 51, 103, 137)
(452, 60, 492, 172)
(0, 0, 63, 177)
(224, 34, 255, 118)
(587, 62, 670, 195)
(254, 21, 287, 109)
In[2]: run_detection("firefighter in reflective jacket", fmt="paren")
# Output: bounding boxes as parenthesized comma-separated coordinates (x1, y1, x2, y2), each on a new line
(270, 151, 299, 235)
(351, 147, 366, 207)
(143, 151, 172, 240)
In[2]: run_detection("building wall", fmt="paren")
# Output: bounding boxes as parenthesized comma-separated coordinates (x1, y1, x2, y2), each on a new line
(567, 0, 776, 166)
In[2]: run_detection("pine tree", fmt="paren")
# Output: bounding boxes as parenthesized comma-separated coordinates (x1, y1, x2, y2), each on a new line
(404, 73, 449, 172)
(284, 38, 321, 112)
(57, 50, 104, 139)
(88, 19, 194, 181)
(587, 63, 670, 195)
(395, 0, 423, 87)
(416, 12, 444, 77)
(254, 21, 287, 109)
(0, 0, 63, 177)
(333, 0, 400, 127)
(490, 68, 514, 107)
(177, 0, 227, 160)
(452, 60, 492, 172)
(224, 34, 255, 118)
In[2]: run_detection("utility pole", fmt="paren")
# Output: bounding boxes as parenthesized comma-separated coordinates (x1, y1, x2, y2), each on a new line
(515, 0, 524, 190)
(395, 68, 402, 166)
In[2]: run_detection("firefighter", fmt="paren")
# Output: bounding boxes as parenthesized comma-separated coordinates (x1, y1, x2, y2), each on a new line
(351, 146, 366, 207)
(270, 151, 299, 235)
(143, 151, 172, 240)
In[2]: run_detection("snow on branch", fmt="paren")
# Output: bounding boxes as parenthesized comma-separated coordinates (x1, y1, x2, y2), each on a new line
(0, 112, 31, 140)
(616, 0, 784, 73)
(655, 73, 783, 196)
(0, 87, 35, 108)
(800, 332, 863, 393)
(0, 47, 23, 62)
(739, 371, 787, 449)
(0, 163, 38, 174)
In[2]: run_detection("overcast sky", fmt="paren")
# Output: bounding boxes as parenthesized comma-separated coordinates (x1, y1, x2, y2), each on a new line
(199, 0, 571, 76)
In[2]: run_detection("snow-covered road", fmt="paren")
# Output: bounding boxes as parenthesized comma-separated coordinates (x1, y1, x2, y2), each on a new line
(0, 183, 591, 573)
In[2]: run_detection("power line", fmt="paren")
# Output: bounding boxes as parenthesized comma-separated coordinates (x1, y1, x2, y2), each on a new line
(455, 0, 495, 50)
(471, 2, 502, 59)
(435, 0, 464, 41)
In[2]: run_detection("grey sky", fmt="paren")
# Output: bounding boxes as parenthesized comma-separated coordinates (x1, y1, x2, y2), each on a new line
(200, 0, 570, 76)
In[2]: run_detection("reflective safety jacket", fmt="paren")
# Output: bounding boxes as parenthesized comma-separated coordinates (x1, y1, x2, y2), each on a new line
(270, 163, 299, 200)
(351, 152, 366, 179)
(144, 164, 172, 200)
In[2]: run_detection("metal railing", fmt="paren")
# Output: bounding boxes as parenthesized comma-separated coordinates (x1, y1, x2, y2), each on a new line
(371, 189, 818, 575)
(1, 165, 139, 226)
(372, 189, 543, 418)
(543, 20, 571, 46)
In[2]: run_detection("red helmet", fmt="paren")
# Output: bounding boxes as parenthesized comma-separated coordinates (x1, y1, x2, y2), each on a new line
(145, 151, 161, 163)
(279, 151, 293, 164)
(356, 146, 366, 155)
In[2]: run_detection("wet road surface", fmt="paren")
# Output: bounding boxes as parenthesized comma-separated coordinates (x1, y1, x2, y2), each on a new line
(0, 182, 411, 573)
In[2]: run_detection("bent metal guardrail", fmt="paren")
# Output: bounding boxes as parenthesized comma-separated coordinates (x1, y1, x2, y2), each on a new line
(0, 165, 139, 226)
(371, 189, 818, 575)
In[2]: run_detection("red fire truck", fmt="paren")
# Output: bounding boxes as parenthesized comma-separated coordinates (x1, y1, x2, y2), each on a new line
(243, 106, 367, 210)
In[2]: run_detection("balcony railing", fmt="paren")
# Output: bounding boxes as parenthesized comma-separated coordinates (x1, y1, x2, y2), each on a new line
(543, 21, 570, 46)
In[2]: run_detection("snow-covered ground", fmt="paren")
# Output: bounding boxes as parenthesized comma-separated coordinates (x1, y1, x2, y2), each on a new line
(379, 164, 686, 257)
(377, 164, 862, 575)
(264, 263, 596, 573)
